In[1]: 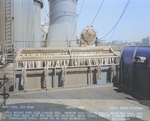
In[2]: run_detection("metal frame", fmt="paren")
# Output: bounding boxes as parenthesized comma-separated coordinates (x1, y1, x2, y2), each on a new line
(14, 46, 119, 91)
(0, 63, 10, 108)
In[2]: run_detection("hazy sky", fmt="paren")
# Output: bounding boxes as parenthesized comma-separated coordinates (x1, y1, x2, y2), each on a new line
(42, 0, 150, 42)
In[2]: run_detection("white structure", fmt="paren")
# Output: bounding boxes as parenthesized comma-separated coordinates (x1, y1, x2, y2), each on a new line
(80, 26, 96, 45)
(41, 21, 49, 47)
(47, 0, 78, 47)
(0, 0, 43, 53)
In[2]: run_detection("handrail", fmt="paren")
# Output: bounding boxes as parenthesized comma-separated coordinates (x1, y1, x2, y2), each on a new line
(0, 63, 10, 108)
(15, 64, 119, 71)
(0, 78, 9, 89)
(0, 63, 10, 70)
(0, 93, 10, 108)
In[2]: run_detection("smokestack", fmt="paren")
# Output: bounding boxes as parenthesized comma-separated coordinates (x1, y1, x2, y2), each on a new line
(47, 0, 78, 47)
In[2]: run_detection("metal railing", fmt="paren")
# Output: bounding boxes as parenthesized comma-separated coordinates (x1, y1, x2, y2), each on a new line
(14, 46, 119, 69)
(13, 46, 120, 91)
(0, 63, 10, 108)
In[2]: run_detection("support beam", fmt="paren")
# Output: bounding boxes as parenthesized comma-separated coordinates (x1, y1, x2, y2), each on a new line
(90, 66, 92, 85)
(53, 68, 56, 88)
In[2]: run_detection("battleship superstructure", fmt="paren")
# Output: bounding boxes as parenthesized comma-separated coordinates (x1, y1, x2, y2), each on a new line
(0, 0, 119, 92)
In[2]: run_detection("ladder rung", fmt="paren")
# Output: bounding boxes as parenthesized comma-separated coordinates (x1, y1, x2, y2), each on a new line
(6, 35, 11, 37)
(6, 9, 11, 11)
(6, 16, 11, 18)
(6, 2, 11, 5)
(6, 31, 11, 33)
(6, 27, 11, 29)
(6, 24, 11, 26)
(6, 32, 11, 34)
(6, 28, 11, 30)
(6, 13, 11, 15)
(6, 38, 11, 40)
(6, 40, 12, 42)
(6, 18, 11, 21)
(6, 4, 11, 6)
(6, 42, 12, 43)
(6, 34, 11, 36)
(6, 22, 11, 24)
(6, 23, 11, 25)
(6, 10, 11, 12)
(6, 8, 11, 10)
(6, 33, 11, 35)
(6, 0, 11, 2)
(6, 37, 11, 41)
(6, 6, 11, 8)
(6, 29, 11, 32)
(6, 20, 11, 22)
(6, 11, 11, 13)
(6, 30, 11, 32)
(6, 19, 11, 21)
(6, 46, 12, 47)
(6, 1, 11, 3)
(6, 42, 12, 44)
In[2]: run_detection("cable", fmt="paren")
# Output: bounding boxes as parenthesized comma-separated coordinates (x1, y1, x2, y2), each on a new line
(26, 0, 31, 47)
(91, 0, 104, 25)
(107, 25, 117, 46)
(22, 1, 25, 47)
(108, 0, 130, 44)
(100, 0, 130, 40)
(71, 0, 85, 40)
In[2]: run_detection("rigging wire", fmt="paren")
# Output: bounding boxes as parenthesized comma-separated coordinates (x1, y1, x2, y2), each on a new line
(26, 0, 31, 47)
(100, 0, 130, 40)
(22, 1, 24, 47)
(91, 0, 104, 25)
(71, 0, 85, 40)
(107, 0, 130, 45)
(107, 25, 118, 46)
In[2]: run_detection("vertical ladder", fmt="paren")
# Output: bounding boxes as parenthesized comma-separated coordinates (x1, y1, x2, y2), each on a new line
(5, 0, 12, 53)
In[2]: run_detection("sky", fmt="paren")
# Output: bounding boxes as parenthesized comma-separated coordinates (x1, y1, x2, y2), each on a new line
(41, 0, 150, 43)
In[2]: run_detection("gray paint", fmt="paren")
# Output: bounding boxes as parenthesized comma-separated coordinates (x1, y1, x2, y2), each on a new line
(0, 0, 43, 52)
(13, 0, 43, 52)
(14, 67, 110, 91)
(47, 0, 77, 47)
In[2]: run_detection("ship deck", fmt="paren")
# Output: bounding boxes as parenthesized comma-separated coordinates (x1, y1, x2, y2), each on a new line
(1, 83, 150, 121)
